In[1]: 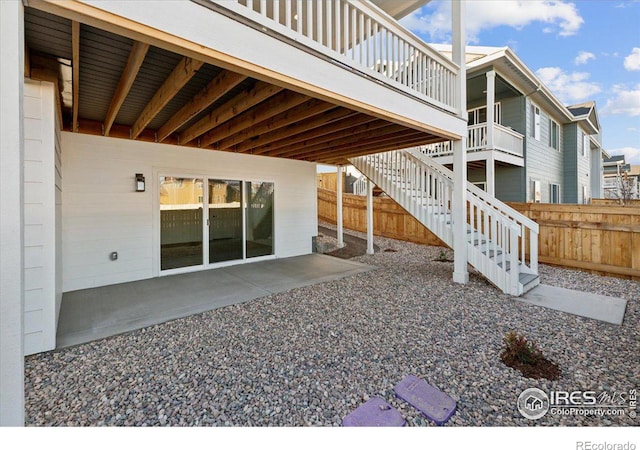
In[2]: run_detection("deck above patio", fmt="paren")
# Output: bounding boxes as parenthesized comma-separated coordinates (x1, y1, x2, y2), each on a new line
(25, 0, 466, 165)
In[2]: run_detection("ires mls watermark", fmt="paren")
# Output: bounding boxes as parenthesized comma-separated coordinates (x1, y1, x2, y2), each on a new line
(517, 387, 637, 420)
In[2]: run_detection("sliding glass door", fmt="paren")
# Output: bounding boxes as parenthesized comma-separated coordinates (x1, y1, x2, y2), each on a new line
(245, 181, 274, 258)
(160, 177, 204, 270)
(208, 179, 243, 263)
(160, 176, 274, 272)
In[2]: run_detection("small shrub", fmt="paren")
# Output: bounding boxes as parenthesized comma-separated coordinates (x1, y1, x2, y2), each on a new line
(500, 331, 560, 380)
(501, 331, 542, 364)
(434, 249, 453, 262)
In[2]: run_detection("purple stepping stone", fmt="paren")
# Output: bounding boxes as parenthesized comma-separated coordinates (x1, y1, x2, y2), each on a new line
(394, 375, 456, 425)
(342, 397, 406, 427)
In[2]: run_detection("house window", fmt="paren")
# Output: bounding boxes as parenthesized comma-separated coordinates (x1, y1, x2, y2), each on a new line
(531, 179, 541, 203)
(530, 103, 540, 141)
(550, 183, 561, 204)
(548, 119, 560, 150)
(582, 132, 590, 157)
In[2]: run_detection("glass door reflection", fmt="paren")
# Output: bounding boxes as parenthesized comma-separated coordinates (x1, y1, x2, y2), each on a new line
(160, 177, 204, 270)
(245, 181, 274, 258)
(209, 180, 243, 263)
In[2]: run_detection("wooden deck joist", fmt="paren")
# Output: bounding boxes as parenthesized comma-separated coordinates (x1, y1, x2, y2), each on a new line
(199, 90, 309, 148)
(212, 98, 335, 151)
(180, 81, 283, 145)
(157, 70, 247, 142)
(131, 56, 204, 139)
(104, 41, 149, 136)
(27, 8, 451, 163)
(248, 112, 372, 156)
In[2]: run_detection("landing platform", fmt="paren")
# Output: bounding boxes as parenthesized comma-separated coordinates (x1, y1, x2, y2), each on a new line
(520, 284, 628, 325)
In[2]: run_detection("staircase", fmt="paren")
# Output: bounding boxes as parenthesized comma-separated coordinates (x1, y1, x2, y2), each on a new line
(350, 148, 539, 296)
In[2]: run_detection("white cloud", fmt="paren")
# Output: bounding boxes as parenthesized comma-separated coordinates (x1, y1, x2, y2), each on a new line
(609, 147, 640, 165)
(535, 67, 601, 103)
(623, 48, 640, 71)
(602, 84, 640, 116)
(574, 51, 595, 65)
(401, 0, 584, 43)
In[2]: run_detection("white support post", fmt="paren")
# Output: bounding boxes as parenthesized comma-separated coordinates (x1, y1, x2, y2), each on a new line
(366, 179, 374, 255)
(486, 70, 495, 150)
(486, 154, 495, 197)
(452, 0, 468, 284)
(0, 0, 25, 426)
(336, 166, 344, 248)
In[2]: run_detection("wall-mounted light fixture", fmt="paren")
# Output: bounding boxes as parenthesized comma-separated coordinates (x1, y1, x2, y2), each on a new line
(135, 173, 145, 192)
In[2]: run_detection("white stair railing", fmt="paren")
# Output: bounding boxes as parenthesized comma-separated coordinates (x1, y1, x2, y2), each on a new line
(350, 148, 539, 296)
(352, 175, 368, 196)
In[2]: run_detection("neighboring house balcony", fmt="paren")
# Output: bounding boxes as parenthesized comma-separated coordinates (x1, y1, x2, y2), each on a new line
(418, 121, 524, 165)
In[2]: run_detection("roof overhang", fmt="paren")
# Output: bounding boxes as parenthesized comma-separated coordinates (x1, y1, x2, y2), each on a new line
(370, 0, 432, 19)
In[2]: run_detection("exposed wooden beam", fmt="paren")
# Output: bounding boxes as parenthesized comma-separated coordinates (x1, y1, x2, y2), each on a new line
(103, 41, 149, 136)
(157, 70, 246, 142)
(199, 90, 309, 148)
(270, 119, 391, 158)
(29, 54, 64, 130)
(295, 129, 425, 160)
(285, 125, 410, 159)
(316, 135, 436, 164)
(131, 57, 204, 139)
(74, 118, 201, 148)
(214, 98, 335, 151)
(180, 81, 283, 145)
(259, 115, 382, 157)
(71, 21, 80, 132)
(24, 42, 31, 77)
(247, 111, 366, 155)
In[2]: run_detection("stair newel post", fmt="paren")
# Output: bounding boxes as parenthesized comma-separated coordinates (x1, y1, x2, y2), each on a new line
(451, 0, 468, 284)
(366, 179, 374, 255)
(509, 225, 520, 295)
(530, 228, 539, 273)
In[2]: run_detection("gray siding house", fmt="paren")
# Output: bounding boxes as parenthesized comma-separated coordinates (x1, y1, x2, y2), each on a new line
(423, 45, 607, 204)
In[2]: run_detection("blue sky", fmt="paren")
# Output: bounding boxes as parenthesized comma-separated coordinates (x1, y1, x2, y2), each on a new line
(400, 0, 640, 164)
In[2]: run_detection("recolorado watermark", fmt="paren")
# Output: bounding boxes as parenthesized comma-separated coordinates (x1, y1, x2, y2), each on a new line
(575, 442, 636, 450)
(517, 387, 637, 420)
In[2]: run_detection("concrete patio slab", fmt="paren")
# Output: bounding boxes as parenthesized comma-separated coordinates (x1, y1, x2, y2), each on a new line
(519, 284, 628, 325)
(57, 254, 374, 349)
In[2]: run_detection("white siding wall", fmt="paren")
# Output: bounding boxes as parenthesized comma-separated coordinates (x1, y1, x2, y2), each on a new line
(23, 80, 60, 355)
(62, 133, 317, 292)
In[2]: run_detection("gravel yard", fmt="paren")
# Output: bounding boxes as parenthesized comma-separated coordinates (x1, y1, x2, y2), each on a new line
(25, 224, 639, 426)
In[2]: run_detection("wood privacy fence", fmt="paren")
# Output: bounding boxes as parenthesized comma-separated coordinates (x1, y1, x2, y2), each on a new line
(317, 172, 344, 193)
(318, 188, 445, 247)
(590, 198, 640, 207)
(318, 188, 640, 280)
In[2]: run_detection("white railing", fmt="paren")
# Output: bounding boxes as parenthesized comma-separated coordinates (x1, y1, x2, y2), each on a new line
(350, 148, 539, 296)
(494, 124, 524, 157)
(352, 175, 368, 196)
(418, 122, 524, 158)
(212, 0, 459, 112)
(351, 150, 454, 246)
